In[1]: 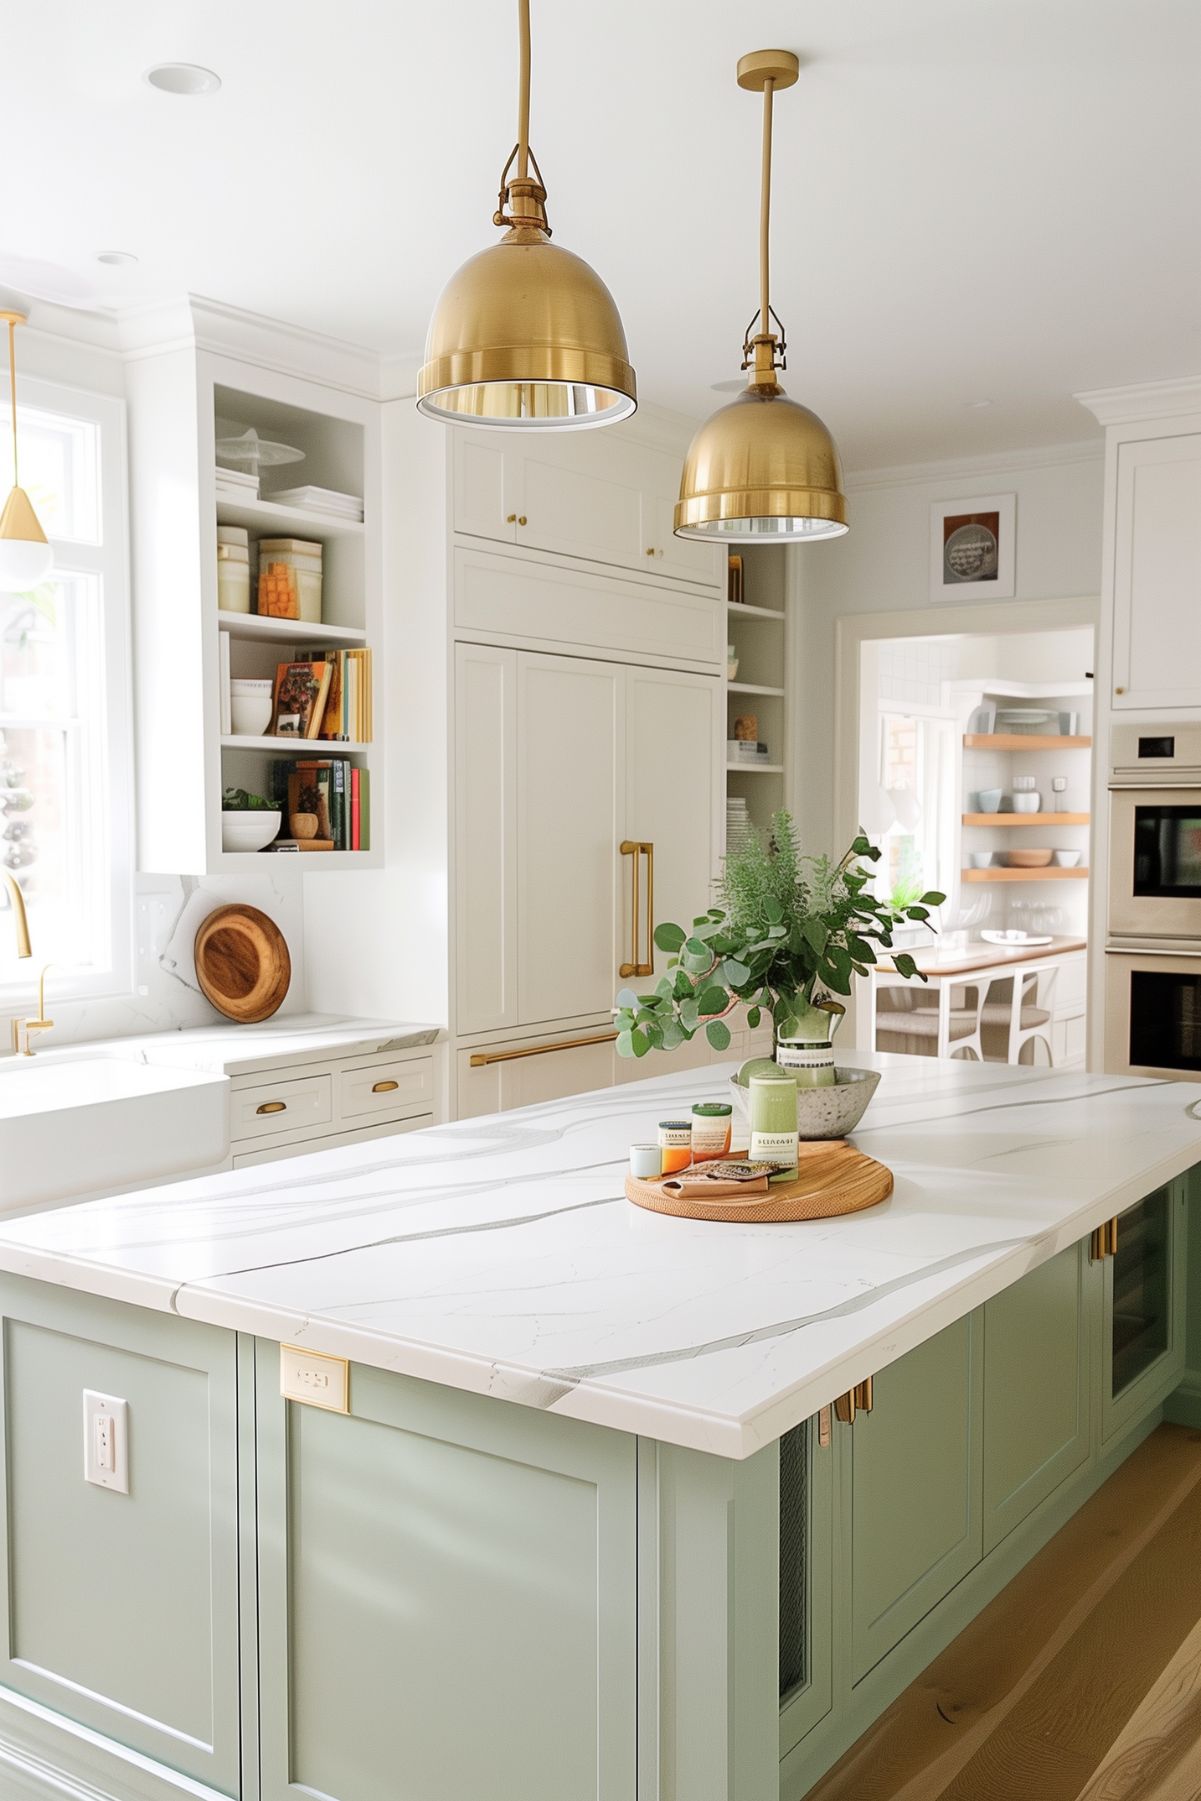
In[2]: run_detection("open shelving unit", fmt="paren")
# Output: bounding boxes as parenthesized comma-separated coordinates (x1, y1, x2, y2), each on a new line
(127, 347, 382, 875)
(725, 549, 789, 847)
(962, 866, 1090, 883)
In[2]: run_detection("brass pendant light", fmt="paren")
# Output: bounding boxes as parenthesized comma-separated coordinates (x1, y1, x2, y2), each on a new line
(417, 0, 636, 431)
(0, 311, 52, 593)
(675, 51, 847, 542)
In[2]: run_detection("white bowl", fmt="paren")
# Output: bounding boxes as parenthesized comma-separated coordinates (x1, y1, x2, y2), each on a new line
(221, 809, 281, 853)
(968, 851, 994, 868)
(231, 694, 274, 736)
(1011, 793, 1041, 813)
(1054, 848, 1082, 867)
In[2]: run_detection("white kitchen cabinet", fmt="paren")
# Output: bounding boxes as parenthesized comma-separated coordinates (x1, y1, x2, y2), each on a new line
(451, 428, 721, 590)
(455, 1030, 621, 1119)
(1110, 431, 1201, 710)
(454, 644, 720, 1051)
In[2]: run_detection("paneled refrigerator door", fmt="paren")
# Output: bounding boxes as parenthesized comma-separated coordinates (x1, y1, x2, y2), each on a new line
(516, 652, 624, 1027)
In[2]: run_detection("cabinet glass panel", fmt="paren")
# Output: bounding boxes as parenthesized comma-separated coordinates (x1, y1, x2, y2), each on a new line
(1128, 970, 1201, 1072)
(1111, 1187, 1171, 1398)
(778, 1421, 809, 1700)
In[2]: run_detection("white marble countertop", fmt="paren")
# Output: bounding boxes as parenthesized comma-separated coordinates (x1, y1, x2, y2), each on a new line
(40, 1013, 442, 1078)
(0, 1052, 1197, 1459)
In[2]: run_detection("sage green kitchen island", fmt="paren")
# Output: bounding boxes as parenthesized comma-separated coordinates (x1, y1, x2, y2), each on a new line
(0, 1054, 1196, 1801)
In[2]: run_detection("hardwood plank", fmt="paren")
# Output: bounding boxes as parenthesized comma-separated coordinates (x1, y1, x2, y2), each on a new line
(807, 1426, 1201, 1801)
(1072, 1617, 1201, 1801)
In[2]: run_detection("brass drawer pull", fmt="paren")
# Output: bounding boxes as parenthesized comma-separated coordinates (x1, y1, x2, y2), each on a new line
(469, 1031, 617, 1068)
(371, 1079, 399, 1094)
(256, 1100, 287, 1115)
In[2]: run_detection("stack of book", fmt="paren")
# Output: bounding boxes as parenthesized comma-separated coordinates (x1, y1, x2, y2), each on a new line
(215, 464, 259, 504)
(267, 755, 369, 852)
(726, 737, 772, 763)
(725, 795, 755, 853)
(257, 656, 373, 743)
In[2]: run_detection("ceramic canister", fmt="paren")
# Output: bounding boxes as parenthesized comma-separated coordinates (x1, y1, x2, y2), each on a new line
(776, 1036, 836, 1087)
(690, 1102, 733, 1161)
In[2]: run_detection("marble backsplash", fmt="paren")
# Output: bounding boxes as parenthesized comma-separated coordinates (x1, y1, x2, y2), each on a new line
(5, 869, 306, 1049)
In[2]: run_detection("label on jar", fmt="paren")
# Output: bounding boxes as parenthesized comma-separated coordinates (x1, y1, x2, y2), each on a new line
(691, 1111, 733, 1161)
(749, 1128, 799, 1171)
(658, 1121, 693, 1175)
(777, 1043, 836, 1088)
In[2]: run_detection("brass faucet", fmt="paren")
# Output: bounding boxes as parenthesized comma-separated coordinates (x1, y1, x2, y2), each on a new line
(2, 871, 32, 960)
(3, 873, 53, 1055)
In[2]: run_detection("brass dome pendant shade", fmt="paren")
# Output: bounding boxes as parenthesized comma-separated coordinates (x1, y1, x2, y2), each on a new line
(675, 51, 847, 542)
(0, 312, 52, 594)
(417, 0, 635, 431)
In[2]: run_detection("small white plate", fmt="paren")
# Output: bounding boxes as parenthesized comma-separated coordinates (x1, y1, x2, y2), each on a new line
(981, 929, 1054, 947)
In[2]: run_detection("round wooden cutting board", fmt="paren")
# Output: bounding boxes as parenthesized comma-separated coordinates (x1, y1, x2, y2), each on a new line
(626, 1141, 893, 1223)
(194, 904, 291, 1024)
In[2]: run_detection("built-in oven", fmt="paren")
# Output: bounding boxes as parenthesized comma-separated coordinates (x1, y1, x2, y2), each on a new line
(1108, 724, 1201, 940)
(1104, 945, 1201, 1079)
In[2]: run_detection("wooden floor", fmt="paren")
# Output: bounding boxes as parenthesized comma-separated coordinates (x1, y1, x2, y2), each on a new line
(809, 1424, 1201, 1801)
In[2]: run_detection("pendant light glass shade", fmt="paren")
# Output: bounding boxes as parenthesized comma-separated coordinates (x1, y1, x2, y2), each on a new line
(675, 52, 847, 544)
(0, 313, 52, 593)
(417, 0, 635, 431)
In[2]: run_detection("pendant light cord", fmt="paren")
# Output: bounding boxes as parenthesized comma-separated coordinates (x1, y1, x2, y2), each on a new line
(759, 77, 774, 340)
(6, 320, 18, 487)
(517, 0, 532, 181)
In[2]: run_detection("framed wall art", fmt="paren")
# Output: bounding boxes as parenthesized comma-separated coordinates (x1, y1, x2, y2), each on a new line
(930, 493, 1016, 601)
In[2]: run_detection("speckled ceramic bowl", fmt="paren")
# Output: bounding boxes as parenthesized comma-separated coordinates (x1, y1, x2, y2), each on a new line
(729, 1066, 882, 1141)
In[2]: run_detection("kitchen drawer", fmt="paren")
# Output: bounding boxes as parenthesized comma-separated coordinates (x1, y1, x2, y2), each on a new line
(339, 1056, 434, 1121)
(232, 1115, 432, 1168)
(231, 1072, 333, 1142)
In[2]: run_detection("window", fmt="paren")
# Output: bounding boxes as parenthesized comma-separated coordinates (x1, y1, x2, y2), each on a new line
(0, 378, 131, 996)
(878, 709, 956, 911)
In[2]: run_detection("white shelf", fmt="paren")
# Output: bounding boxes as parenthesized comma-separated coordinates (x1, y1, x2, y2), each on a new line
(220, 735, 371, 754)
(726, 762, 784, 775)
(216, 849, 379, 872)
(216, 610, 367, 645)
(215, 494, 365, 539)
(728, 681, 785, 697)
(727, 603, 785, 622)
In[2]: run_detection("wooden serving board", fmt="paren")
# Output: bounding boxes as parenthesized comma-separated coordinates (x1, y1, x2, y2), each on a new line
(626, 1141, 893, 1223)
(194, 904, 292, 1024)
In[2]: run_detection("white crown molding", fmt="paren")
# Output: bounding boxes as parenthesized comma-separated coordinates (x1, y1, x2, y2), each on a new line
(843, 438, 1103, 492)
(380, 350, 423, 403)
(1075, 375, 1201, 427)
(114, 295, 382, 396)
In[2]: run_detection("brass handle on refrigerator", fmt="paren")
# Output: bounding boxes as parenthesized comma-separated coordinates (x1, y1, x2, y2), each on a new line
(833, 1378, 875, 1427)
(619, 840, 655, 979)
(1090, 1216, 1120, 1261)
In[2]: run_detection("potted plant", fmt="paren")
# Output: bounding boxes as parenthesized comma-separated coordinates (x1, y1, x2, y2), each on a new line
(613, 810, 943, 1062)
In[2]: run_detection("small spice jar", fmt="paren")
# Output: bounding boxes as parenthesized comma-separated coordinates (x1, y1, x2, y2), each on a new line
(691, 1102, 733, 1161)
(657, 1119, 693, 1175)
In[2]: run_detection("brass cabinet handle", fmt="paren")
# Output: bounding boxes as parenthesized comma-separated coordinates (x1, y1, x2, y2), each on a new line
(817, 1405, 833, 1449)
(371, 1079, 399, 1094)
(517, 515, 527, 526)
(256, 1100, 287, 1115)
(506, 513, 517, 523)
(1090, 1216, 1120, 1261)
(469, 1031, 618, 1068)
(618, 840, 654, 978)
(1115, 686, 1125, 695)
(833, 1378, 875, 1427)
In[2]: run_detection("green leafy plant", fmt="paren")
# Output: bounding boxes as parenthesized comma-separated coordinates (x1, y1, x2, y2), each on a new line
(613, 810, 945, 1059)
(221, 786, 275, 812)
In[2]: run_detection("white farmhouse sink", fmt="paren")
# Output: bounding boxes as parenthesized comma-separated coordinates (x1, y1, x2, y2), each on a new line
(0, 1051, 229, 1214)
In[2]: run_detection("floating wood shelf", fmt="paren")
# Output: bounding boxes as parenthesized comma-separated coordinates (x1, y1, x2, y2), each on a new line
(962, 812, 1090, 827)
(962, 867, 1090, 882)
(964, 733, 1092, 751)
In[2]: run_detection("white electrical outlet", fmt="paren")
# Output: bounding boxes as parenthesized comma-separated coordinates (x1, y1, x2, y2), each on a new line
(83, 1390, 129, 1493)
(279, 1344, 349, 1412)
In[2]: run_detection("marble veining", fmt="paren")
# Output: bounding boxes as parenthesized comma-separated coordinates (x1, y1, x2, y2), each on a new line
(0, 1053, 1198, 1459)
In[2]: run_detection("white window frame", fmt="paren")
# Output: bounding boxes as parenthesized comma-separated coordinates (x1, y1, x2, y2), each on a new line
(0, 373, 133, 1004)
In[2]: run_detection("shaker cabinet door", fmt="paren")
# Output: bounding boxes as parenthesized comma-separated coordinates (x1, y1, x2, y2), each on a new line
(850, 1314, 983, 1683)
(451, 431, 520, 544)
(1111, 432, 1201, 710)
(455, 641, 519, 1035)
(256, 1347, 638, 1801)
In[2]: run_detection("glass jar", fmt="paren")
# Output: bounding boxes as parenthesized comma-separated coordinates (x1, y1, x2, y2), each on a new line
(691, 1102, 733, 1161)
(256, 538, 323, 623)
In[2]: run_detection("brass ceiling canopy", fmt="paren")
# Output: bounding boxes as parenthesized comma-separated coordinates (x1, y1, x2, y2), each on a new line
(417, 0, 635, 431)
(0, 311, 53, 593)
(675, 50, 848, 543)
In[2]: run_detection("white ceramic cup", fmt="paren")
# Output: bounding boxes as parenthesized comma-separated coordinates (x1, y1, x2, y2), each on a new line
(231, 693, 273, 736)
(1011, 793, 1041, 813)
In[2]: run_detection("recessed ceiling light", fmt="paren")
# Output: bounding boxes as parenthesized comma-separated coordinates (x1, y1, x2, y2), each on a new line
(965, 398, 995, 410)
(144, 63, 221, 96)
(96, 251, 139, 267)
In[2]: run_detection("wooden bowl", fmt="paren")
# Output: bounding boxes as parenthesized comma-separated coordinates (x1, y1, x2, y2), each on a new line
(1002, 848, 1055, 868)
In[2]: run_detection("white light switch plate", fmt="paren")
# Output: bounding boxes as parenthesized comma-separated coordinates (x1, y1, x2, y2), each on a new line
(280, 1344, 349, 1412)
(83, 1390, 129, 1493)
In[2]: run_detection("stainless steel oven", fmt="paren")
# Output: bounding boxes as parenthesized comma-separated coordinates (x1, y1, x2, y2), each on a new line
(1108, 724, 1201, 940)
(1104, 945, 1201, 1078)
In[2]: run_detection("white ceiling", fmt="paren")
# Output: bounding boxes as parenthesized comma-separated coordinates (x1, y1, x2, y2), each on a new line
(5, 0, 1200, 467)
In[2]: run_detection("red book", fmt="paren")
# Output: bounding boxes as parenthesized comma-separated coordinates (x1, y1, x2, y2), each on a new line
(350, 766, 361, 851)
